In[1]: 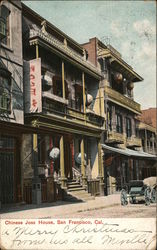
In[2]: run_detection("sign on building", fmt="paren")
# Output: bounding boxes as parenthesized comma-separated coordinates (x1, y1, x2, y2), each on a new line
(24, 58, 42, 113)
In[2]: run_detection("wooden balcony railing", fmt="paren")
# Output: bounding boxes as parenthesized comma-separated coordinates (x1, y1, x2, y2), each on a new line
(107, 131, 125, 144)
(42, 94, 103, 127)
(29, 29, 101, 77)
(104, 86, 141, 114)
(126, 137, 142, 147)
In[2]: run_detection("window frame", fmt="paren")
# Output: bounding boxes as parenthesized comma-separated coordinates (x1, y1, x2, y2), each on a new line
(0, 68, 12, 113)
(126, 117, 132, 138)
(0, 5, 10, 47)
(116, 113, 123, 134)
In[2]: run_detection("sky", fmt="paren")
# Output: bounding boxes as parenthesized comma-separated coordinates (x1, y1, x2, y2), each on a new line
(23, 0, 156, 110)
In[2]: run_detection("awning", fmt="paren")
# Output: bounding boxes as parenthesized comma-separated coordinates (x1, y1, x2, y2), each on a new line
(102, 144, 157, 160)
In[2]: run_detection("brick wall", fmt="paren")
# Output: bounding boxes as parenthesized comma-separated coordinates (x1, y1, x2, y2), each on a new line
(82, 38, 97, 66)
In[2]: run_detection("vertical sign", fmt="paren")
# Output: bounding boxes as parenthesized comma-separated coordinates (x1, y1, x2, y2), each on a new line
(30, 58, 42, 113)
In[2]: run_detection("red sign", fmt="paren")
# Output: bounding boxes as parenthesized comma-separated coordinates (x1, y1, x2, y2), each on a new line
(30, 58, 42, 112)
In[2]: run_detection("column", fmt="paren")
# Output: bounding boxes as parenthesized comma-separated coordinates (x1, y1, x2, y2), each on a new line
(112, 105, 116, 131)
(152, 134, 155, 154)
(82, 72, 86, 114)
(36, 43, 39, 59)
(144, 129, 147, 152)
(81, 137, 87, 186)
(32, 133, 41, 205)
(62, 61, 65, 99)
(59, 136, 67, 188)
(97, 139, 104, 195)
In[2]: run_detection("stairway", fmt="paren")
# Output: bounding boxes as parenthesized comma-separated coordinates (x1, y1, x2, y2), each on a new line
(64, 179, 95, 202)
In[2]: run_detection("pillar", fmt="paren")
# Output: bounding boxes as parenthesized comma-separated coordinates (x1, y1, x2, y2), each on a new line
(112, 105, 116, 131)
(144, 129, 148, 152)
(32, 133, 41, 205)
(62, 61, 65, 99)
(82, 72, 86, 114)
(36, 43, 39, 59)
(59, 136, 67, 189)
(81, 137, 87, 186)
(97, 140, 104, 195)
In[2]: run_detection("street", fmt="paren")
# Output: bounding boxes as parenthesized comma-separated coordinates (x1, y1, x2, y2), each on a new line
(59, 203, 156, 218)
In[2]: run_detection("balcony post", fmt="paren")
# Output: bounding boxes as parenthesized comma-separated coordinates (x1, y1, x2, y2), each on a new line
(97, 139, 104, 195)
(32, 133, 42, 205)
(112, 105, 116, 131)
(59, 135, 67, 189)
(144, 129, 148, 152)
(35, 43, 39, 59)
(82, 72, 86, 114)
(81, 137, 87, 186)
(62, 61, 65, 99)
(152, 134, 155, 153)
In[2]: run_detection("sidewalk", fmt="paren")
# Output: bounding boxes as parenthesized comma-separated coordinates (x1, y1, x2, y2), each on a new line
(0, 194, 120, 219)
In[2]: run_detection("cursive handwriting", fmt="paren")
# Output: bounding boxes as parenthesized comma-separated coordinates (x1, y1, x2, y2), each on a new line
(0, 219, 155, 250)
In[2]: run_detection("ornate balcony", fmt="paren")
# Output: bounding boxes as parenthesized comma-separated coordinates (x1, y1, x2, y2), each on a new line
(106, 131, 125, 144)
(42, 93, 103, 127)
(29, 28, 101, 78)
(104, 86, 141, 114)
(126, 137, 142, 148)
(42, 92, 68, 116)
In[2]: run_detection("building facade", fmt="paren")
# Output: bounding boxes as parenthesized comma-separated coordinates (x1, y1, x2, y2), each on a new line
(0, 0, 24, 205)
(0, 1, 156, 207)
(136, 109, 157, 179)
(0, 1, 105, 206)
(83, 38, 156, 194)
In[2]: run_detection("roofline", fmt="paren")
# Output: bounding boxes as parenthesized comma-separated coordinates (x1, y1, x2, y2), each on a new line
(84, 37, 143, 82)
(21, 2, 84, 53)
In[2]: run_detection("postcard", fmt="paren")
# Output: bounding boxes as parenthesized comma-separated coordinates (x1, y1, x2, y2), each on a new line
(0, 0, 156, 249)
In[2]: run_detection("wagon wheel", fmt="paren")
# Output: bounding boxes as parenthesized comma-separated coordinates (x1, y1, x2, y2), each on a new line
(121, 189, 128, 206)
(151, 188, 157, 203)
(144, 187, 151, 206)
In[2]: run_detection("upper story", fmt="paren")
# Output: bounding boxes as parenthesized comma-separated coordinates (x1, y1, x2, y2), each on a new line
(0, 0, 23, 124)
(22, 4, 104, 130)
(83, 37, 143, 115)
(83, 38, 143, 148)
(136, 108, 157, 155)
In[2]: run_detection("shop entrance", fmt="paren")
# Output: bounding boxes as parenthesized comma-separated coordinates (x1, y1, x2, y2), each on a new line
(0, 137, 15, 204)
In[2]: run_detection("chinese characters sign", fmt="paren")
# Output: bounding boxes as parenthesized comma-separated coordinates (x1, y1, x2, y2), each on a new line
(29, 58, 42, 113)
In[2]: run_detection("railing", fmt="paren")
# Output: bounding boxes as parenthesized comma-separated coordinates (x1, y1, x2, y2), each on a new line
(42, 96, 67, 116)
(29, 29, 101, 76)
(86, 111, 104, 126)
(126, 137, 142, 147)
(87, 179, 100, 196)
(105, 86, 141, 114)
(42, 95, 103, 126)
(72, 166, 82, 184)
(107, 131, 125, 143)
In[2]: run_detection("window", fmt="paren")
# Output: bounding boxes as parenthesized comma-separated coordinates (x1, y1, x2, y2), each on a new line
(126, 117, 132, 138)
(0, 73, 11, 112)
(107, 107, 112, 131)
(53, 76, 68, 99)
(116, 113, 123, 133)
(75, 84, 83, 112)
(0, 5, 10, 46)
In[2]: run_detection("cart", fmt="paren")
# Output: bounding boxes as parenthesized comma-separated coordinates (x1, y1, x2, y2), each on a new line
(121, 180, 151, 206)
